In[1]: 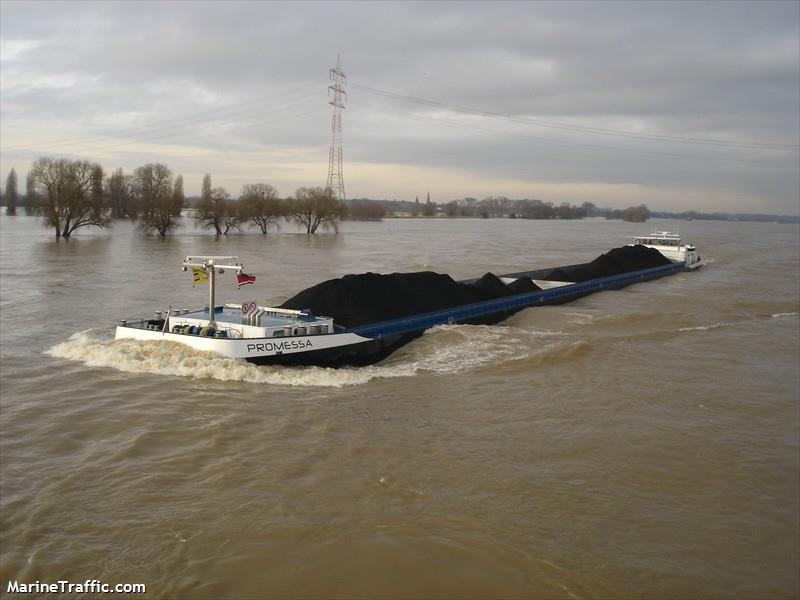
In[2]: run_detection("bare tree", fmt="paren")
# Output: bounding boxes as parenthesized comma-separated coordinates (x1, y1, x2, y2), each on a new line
(5, 168, 17, 215)
(221, 198, 241, 235)
(134, 163, 182, 237)
(209, 186, 240, 235)
(173, 174, 185, 209)
(108, 168, 136, 218)
(195, 184, 233, 235)
(173, 174, 186, 222)
(240, 183, 283, 234)
(444, 200, 459, 217)
(346, 202, 386, 220)
(24, 171, 36, 215)
(201, 173, 212, 203)
(30, 158, 109, 238)
(287, 186, 345, 234)
(580, 201, 596, 217)
(621, 204, 651, 222)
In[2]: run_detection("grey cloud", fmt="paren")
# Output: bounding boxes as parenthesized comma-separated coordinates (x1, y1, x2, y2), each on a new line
(1, 0, 798, 212)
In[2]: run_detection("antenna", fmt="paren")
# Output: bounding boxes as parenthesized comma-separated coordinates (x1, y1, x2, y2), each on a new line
(326, 54, 346, 202)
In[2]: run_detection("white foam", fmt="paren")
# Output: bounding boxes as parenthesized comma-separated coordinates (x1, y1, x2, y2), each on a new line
(771, 312, 799, 318)
(563, 311, 595, 325)
(45, 325, 556, 387)
(677, 323, 724, 332)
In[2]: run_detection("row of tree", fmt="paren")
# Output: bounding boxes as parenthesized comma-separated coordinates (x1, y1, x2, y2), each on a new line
(608, 205, 651, 223)
(358, 196, 650, 222)
(2, 161, 351, 238)
(3, 168, 35, 216)
(3, 161, 184, 237)
(440, 197, 597, 219)
(439, 197, 649, 221)
(11, 159, 186, 238)
(2, 161, 649, 238)
(193, 180, 347, 235)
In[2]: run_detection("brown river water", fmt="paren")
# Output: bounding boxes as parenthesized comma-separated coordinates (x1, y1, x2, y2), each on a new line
(1, 214, 798, 599)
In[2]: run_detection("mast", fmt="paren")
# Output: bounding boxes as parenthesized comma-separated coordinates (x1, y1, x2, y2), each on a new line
(182, 255, 243, 328)
(208, 264, 216, 326)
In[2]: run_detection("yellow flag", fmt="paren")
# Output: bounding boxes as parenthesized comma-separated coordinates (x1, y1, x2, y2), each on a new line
(192, 268, 208, 285)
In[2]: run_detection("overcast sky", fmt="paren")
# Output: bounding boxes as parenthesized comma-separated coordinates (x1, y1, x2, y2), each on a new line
(1, 0, 798, 214)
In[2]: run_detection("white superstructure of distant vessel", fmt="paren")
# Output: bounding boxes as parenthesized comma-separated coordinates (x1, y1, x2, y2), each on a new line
(632, 231, 703, 269)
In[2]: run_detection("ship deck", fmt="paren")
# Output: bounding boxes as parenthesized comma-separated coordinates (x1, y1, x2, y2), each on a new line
(180, 306, 319, 328)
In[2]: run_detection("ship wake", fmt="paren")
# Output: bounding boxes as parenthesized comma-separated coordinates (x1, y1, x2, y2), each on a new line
(46, 326, 562, 388)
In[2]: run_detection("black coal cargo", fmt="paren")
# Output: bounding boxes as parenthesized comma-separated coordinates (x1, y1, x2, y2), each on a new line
(279, 245, 670, 328)
(279, 271, 542, 328)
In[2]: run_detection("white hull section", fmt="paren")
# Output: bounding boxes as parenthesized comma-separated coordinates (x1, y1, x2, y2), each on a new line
(114, 326, 372, 360)
(650, 245, 685, 262)
(656, 245, 702, 268)
(631, 232, 702, 269)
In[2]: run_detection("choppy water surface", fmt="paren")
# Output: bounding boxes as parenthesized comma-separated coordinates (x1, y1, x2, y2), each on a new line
(1, 215, 798, 599)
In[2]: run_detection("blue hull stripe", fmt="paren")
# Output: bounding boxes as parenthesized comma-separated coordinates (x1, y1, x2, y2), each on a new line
(348, 262, 686, 338)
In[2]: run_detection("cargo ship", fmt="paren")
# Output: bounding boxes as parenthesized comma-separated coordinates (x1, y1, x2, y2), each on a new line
(115, 233, 702, 366)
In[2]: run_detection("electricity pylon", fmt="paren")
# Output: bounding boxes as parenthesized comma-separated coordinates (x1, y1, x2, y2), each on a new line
(326, 54, 346, 201)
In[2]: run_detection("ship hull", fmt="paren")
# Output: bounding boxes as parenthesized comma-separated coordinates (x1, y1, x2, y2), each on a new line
(116, 261, 695, 367)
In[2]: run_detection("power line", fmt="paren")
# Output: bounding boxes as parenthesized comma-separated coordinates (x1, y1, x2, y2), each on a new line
(350, 83, 799, 150)
(57, 101, 325, 161)
(1, 84, 317, 153)
(32, 95, 321, 157)
(99, 105, 328, 158)
(398, 111, 796, 168)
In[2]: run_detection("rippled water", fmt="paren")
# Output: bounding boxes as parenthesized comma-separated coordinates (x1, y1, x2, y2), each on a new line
(1, 215, 798, 599)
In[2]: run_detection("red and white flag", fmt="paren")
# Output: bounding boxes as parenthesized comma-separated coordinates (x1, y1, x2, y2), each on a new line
(237, 272, 256, 287)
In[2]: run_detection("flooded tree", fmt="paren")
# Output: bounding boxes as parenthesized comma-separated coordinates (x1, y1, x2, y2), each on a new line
(220, 194, 240, 235)
(557, 202, 581, 219)
(195, 178, 236, 235)
(108, 168, 136, 218)
(24, 171, 37, 215)
(443, 201, 459, 217)
(201, 173, 212, 204)
(287, 187, 346, 234)
(30, 158, 109, 238)
(5, 168, 18, 215)
(239, 183, 283, 234)
(581, 201, 597, 217)
(173, 174, 185, 210)
(621, 204, 651, 222)
(346, 202, 386, 220)
(134, 163, 182, 237)
(515, 199, 555, 219)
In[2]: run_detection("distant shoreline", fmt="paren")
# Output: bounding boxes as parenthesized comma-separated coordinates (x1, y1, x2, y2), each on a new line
(2, 205, 797, 225)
